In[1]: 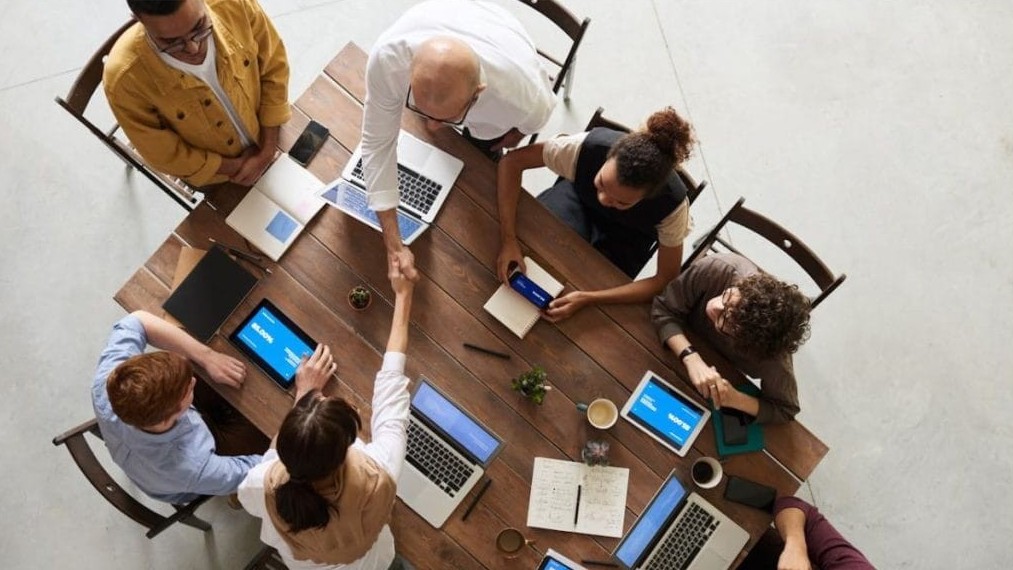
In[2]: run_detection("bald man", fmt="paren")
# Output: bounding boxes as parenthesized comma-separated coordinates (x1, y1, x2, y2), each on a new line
(362, 0, 556, 280)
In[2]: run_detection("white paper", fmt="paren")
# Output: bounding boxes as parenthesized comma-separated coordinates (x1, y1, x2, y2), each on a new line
(253, 154, 324, 224)
(526, 457, 628, 538)
(483, 257, 564, 339)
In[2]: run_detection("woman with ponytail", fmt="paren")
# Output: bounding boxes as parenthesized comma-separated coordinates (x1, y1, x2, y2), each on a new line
(497, 107, 697, 322)
(238, 271, 416, 569)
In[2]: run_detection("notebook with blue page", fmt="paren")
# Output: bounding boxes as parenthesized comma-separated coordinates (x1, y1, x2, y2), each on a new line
(711, 381, 764, 458)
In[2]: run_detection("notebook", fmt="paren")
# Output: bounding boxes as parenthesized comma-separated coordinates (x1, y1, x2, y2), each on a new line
(319, 131, 464, 245)
(712, 382, 765, 458)
(225, 154, 325, 261)
(397, 378, 504, 528)
(483, 257, 564, 339)
(612, 470, 749, 570)
(526, 457, 629, 538)
(162, 246, 258, 342)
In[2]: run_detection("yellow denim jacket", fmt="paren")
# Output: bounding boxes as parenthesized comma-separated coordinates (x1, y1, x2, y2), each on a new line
(104, 0, 290, 186)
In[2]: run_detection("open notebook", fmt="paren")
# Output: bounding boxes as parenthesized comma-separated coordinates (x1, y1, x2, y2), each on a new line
(483, 257, 564, 339)
(527, 457, 629, 538)
(225, 154, 325, 261)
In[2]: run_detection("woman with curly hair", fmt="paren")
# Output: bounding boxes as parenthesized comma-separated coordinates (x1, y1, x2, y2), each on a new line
(651, 253, 812, 423)
(497, 107, 696, 322)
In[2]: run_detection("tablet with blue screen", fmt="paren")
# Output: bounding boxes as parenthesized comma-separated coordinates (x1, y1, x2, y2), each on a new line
(620, 371, 711, 457)
(229, 299, 317, 390)
(537, 548, 586, 570)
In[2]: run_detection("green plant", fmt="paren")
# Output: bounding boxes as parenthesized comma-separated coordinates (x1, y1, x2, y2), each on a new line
(348, 285, 371, 310)
(511, 365, 551, 405)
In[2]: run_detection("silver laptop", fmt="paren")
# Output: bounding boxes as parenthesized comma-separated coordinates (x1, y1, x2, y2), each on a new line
(397, 378, 504, 528)
(318, 131, 463, 244)
(612, 470, 749, 570)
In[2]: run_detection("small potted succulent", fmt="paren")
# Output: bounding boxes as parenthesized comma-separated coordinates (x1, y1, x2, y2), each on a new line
(347, 285, 372, 311)
(582, 440, 611, 466)
(512, 365, 551, 405)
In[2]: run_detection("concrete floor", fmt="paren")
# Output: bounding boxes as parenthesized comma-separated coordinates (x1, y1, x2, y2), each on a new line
(2, 0, 1010, 568)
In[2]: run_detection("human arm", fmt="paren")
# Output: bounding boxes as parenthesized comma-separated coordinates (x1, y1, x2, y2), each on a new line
(378, 209, 418, 282)
(292, 343, 336, 402)
(490, 128, 527, 153)
(775, 502, 813, 570)
(774, 497, 875, 570)
(232, 125, 280, 186)
(496, 143, 547, 281)
(188, 451, 263, 497)
(130, 310, 245, 389)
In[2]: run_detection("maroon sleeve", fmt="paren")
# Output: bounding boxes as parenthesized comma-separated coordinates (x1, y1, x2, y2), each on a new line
(774, 497, 876, 569)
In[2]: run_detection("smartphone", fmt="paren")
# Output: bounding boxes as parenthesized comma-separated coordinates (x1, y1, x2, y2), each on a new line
(508, 267, 554, 310)
(723, 475, 777, 513)
(721, 410, 751, 446)
(288, 120, 329, 166)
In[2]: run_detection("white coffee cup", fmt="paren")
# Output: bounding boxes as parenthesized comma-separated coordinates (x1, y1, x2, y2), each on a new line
(691, 456, 723, 489)
(576, 398, 619, 429)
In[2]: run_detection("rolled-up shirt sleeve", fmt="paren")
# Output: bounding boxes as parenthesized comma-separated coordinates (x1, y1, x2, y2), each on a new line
(361, 48, 406, 212)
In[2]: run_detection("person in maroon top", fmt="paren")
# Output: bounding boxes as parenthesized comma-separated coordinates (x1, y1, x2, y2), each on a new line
(741, 496, 875, 569)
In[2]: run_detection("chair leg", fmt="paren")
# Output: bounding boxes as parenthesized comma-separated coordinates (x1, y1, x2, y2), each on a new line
(563, 56, 576, 102)
(176, 512, 212, 532)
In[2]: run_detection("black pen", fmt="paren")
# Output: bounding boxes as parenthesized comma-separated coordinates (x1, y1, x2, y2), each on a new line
(573, 484, 581, 526)
(581, 561, 618, 568)
(461, 478, 491, 521)
(463, 342, 510, 360)
(209, 238, 272, 274)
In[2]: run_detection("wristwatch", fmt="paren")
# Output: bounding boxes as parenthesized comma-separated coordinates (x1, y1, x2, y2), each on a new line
(677, 346, 697, 361)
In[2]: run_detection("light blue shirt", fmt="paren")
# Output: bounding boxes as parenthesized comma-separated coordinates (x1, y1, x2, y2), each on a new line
(91, 315, 261, 504)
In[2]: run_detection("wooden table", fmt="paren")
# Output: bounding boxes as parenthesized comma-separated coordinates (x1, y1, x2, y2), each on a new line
(115, 42, 828, 569)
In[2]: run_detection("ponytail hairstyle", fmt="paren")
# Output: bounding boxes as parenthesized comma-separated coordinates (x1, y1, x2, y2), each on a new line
(274, 391, 362, 532)
(606, 107, 696, 198)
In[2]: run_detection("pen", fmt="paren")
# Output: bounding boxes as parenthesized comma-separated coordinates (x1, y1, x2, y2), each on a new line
(209, 238, 273, 274)
(463, 343, 510, 360)
(581, 561, 618, 568)
(573, 484, 581, 527)
(461, 478, 492, 521)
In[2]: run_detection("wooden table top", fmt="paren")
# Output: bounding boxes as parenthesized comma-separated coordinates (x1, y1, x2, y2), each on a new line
(115, 42, 828, 569)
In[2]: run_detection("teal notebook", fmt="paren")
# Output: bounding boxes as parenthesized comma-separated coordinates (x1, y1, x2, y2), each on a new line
(711, 382, 764, 457)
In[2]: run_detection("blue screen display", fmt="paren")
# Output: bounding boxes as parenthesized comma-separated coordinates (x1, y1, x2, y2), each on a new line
(541, 558, 572, 570)
(629, 376, 705, 449)
(509, 271, 553, 309)
(614, 476, 687, 566)
(413, 382, 500, 463)
(321, 180, 425, 243)
(234, 305, 314, 385)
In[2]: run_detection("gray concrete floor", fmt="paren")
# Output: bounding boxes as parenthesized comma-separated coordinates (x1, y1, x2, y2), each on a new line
(2, 0, 1010, 568)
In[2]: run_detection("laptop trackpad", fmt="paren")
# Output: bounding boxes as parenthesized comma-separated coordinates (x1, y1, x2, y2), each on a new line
(690, 549, 732, 570)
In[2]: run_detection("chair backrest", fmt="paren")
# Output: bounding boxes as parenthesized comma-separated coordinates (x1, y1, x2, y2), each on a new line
(511, 0, 590, 94)
(682, 197, 846, 310)
(55, 19, 200, 211)
(52, 418, 212, 539)
(583, 107, 707, 205)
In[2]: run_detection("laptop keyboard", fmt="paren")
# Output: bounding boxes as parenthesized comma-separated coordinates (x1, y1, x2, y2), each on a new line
(351, 159, 443, 215)
(405, 418, 475, 497)
(645, 502, 719, 570)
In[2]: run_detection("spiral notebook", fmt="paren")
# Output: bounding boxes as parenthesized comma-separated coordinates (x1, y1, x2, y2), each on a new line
(483, 257, 563, 339)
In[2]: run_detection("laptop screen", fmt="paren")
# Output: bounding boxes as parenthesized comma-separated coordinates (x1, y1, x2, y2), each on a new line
(627, 374, 706, 450)
(412, 381, 501, 464)
(614, 474, 688, 567)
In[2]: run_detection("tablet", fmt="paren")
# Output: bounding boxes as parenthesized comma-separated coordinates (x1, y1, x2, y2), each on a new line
(621, 371, 711, 457)
(537, 549, 587, 570)
(229, 299, 316, 390)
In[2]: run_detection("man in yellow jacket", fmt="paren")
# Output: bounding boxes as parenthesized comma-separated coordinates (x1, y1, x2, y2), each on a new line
(104, 0, 290, 187)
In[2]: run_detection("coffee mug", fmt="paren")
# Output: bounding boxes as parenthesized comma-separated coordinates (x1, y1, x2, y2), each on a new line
(691, 456, 723, 489)
(495, 528, 533, 557)
(576, 398, 619, 429)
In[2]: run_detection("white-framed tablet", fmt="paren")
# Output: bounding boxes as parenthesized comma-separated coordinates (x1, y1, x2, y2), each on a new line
(537, 548, 587, 570)
(620, 371, 711, 457)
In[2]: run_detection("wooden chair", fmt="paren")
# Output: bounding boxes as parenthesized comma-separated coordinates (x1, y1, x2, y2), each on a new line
(54, 19, 201, 211)
(244, 546, 287, 570)
(682, 197, 847, 310)
(584, 107, 708, 205)
(512, 0, 590, 102)
(52, 418, 213, 539)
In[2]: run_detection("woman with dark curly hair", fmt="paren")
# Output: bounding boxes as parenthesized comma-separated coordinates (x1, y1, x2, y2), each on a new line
(497, 107, 696, 322)
(651, 253, 812, 423)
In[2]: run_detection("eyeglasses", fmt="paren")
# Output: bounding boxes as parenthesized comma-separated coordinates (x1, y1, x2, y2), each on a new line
(714, 288, 737, 336)
(155, 22, 214, 55)
(404, 85, 478, 126)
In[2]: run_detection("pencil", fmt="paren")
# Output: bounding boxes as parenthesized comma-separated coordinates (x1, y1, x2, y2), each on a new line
(581, 561, 618, 568)
(463, 343, 510, 360)
(208, 238, 272, 274)
(573, 484, 582, 526)
(461, 478, 492, 521)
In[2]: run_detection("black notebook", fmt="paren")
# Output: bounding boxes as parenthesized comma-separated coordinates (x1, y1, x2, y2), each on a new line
(162, 246, 258, 342)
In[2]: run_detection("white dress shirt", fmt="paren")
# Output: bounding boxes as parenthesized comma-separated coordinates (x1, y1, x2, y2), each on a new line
(238, 353, 411, 570)
(362, 0, 556, 210)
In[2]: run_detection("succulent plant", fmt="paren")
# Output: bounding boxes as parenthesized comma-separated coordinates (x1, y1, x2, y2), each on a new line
(348, 285, 371, 310)
(511, 365, 551, 405)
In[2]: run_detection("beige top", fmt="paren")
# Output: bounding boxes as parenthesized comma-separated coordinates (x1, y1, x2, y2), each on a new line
(541, 133, 691, 247)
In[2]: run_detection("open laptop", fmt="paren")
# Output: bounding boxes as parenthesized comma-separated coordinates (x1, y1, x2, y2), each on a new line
(319, 131, 463, 245)
(397, 378, 504, 528)
(612, 470, 749, 570)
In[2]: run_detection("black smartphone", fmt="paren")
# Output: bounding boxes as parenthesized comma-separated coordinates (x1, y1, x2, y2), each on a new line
(721, 410, 751, 446)
(508, 267, 554, 310)
(288, 120, 329, 166)
(723, 476, 777, 513)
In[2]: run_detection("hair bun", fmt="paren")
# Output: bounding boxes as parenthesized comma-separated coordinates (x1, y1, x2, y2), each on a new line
(646, 107, 696, 164)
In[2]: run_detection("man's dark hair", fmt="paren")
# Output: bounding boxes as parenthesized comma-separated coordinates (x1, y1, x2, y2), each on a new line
(726, 273, 812, 358)
(128, 0, 186, 16)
